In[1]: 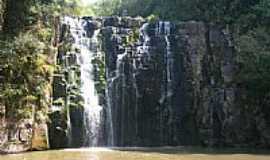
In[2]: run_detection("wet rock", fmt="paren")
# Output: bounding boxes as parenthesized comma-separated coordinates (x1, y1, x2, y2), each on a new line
(120, 16, 145, 28)
(48, 111, 69, 149)
(103, 16, 121, 27)
(50, 16, 270, 148)
(52, 74, 67, 100)
(102, 19, 239, 147)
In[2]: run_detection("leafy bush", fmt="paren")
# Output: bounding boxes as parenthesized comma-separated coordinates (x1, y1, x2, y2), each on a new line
(0, 32, 54, 122)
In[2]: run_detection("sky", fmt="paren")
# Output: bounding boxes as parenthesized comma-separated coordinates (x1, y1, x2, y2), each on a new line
(81, 0, 100, 5)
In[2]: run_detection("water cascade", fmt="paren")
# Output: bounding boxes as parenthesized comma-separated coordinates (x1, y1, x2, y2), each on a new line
(104, 20, 181, 146)
(157, 22, 174, 125)
(62, 17, 103, 147)
(51, 16, 237, 148)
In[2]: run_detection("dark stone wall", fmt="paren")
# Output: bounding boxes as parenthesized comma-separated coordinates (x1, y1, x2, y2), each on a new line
(52, 16, 270, 148)
(103, 19, 205, 146)
(102, 17, 270, 147)
(49, 21, 84, 149)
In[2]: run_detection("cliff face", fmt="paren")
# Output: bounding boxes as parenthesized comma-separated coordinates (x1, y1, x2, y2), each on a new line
(102, 18, 237, 146)
(50, 16, 270, 148)
(102, 17, 270, 147)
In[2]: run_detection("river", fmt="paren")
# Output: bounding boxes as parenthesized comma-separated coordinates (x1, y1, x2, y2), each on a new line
(1, 147, 269, 160)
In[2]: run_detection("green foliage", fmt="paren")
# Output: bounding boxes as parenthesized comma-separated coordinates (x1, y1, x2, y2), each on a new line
(1, 0, 86, 36)
(146, 14, 159, 24)
(77, 2, 95, 16)
(0, 0, 78, 124)
(0, 32, 53, 122)
(68, 101, 83, 109)
(93, 0, 265, 26)
(53, 98, 65, 106)
(92, 54, 106, 94)
(92, 0, 122, 16)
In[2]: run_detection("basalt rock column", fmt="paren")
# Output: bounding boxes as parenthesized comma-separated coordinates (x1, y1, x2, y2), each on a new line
(53, 16, 270, 148)
(103, 18, 196, 146)
(103, 18, 237, 147)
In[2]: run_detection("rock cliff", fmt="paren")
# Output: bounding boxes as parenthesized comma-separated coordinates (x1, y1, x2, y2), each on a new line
(50, 16, 270, 148)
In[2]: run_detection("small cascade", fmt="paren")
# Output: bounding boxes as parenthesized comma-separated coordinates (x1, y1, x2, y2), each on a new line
(105, 51, 128, 146)
(132, 57, 140, 139)
(138, 23, 151, 62)
(81, 30, 103, 147)
(106, 80, 114, 146)
(107, 47, 129, 146)
(63, 17, 103, 147)
(155, 22, 174, 124)
(164, 22, 174, 124)
(105, 87, 114, 146)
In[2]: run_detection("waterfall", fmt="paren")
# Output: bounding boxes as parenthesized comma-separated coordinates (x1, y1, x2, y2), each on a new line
(106, 74, 116, 146)
(164, 22, 174, 125)
(106, 44, 129, 146)
(63, 17, 103, 147)
(154, 22, 174, 125)
(50, 16, 238, 148)
(59, 17, 177, 147)
(80, 29, 102, 147)
(105, 86, 114, 146)
(138, 23, 151, 62)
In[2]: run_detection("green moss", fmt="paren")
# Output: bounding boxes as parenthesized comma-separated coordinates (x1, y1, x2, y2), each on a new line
(146, 14, 159, 24)
(91, 54, 106, 95)
(68, 102, 83, 109)
(53, 98, 65, 106)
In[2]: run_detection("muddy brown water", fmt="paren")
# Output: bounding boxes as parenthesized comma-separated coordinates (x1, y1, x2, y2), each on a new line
(0, 147, 270, 160)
